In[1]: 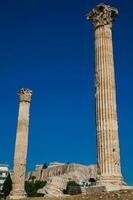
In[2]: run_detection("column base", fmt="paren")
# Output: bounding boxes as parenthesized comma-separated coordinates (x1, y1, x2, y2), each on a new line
(96, 175, 126, 191)
(9, 190, 27, 199)
(9, 195, 26, 200)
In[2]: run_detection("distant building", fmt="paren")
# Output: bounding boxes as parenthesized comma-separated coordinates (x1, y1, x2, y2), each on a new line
(0, 164, 9, 195)
(27, 162, 96, 182)
(47, 162, 65, 168)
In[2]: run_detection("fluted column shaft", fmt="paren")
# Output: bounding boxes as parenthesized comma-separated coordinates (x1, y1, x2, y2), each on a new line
(86, 4, 124, 185)
(95, 25, 121, 178)
(10, 89, 32, 199)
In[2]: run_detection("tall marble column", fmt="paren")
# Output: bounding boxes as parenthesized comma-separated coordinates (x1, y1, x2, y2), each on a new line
(86, 4, 124, 188)
(10, 88, 32, 199)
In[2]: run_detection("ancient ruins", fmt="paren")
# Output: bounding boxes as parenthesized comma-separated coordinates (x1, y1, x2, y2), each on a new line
(28, 162, 96, 181)
(86, 4, 124, 190)
(29, 162, 96, 196)
(9, 3, 132, 199)
(10, 89, 32, 199)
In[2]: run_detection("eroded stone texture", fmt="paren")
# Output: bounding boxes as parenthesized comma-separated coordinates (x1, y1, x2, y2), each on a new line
(28, 163, 96, 182)
(86, 4, 124, 189)
(10, 88, 32, 199)
(39, 176, 68, 197)
(28, 163, 97, 196)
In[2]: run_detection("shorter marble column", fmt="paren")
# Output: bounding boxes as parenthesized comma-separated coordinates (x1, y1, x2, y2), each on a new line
(10, 88, 32, 199)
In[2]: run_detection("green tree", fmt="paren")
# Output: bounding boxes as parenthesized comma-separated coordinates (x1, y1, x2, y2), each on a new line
(63, 180, 81, 195)
(29, 175, 36, 182)
(2, 174, 12, 198)
(25, 180, 46, 197)
(67, 181, 79, 187)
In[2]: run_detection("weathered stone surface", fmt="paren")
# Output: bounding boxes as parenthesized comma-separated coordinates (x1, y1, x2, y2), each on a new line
(86, 4, 124, 189)
(85, 186, 106, 194)
(28, 163, 96, 182)
(39, 176, 67, 197)
(29, 162, 96, 197)
(25, 189, 133, 200)
(62, 166, 96, 183)
(10, 89, 32, 199)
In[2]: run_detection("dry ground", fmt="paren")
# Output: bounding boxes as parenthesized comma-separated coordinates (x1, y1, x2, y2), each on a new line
(25, 189, 133, 200)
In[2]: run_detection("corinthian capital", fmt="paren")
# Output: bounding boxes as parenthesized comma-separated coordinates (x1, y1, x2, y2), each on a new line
(17, 88, 32, 103)
(86, 4, 118, 29)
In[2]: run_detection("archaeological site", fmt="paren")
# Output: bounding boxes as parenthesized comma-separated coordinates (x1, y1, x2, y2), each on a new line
(1, 2, 132, 200)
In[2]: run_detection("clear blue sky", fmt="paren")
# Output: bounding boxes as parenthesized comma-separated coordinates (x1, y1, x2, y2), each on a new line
(0, 0, 133, 185)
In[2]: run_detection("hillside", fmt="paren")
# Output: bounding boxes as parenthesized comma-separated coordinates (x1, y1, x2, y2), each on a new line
(25, 189, 133, 200)
(28, 162, 96, 196)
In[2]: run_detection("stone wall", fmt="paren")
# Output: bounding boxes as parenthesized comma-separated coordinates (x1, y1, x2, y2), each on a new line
(27, 163, 96, 182)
